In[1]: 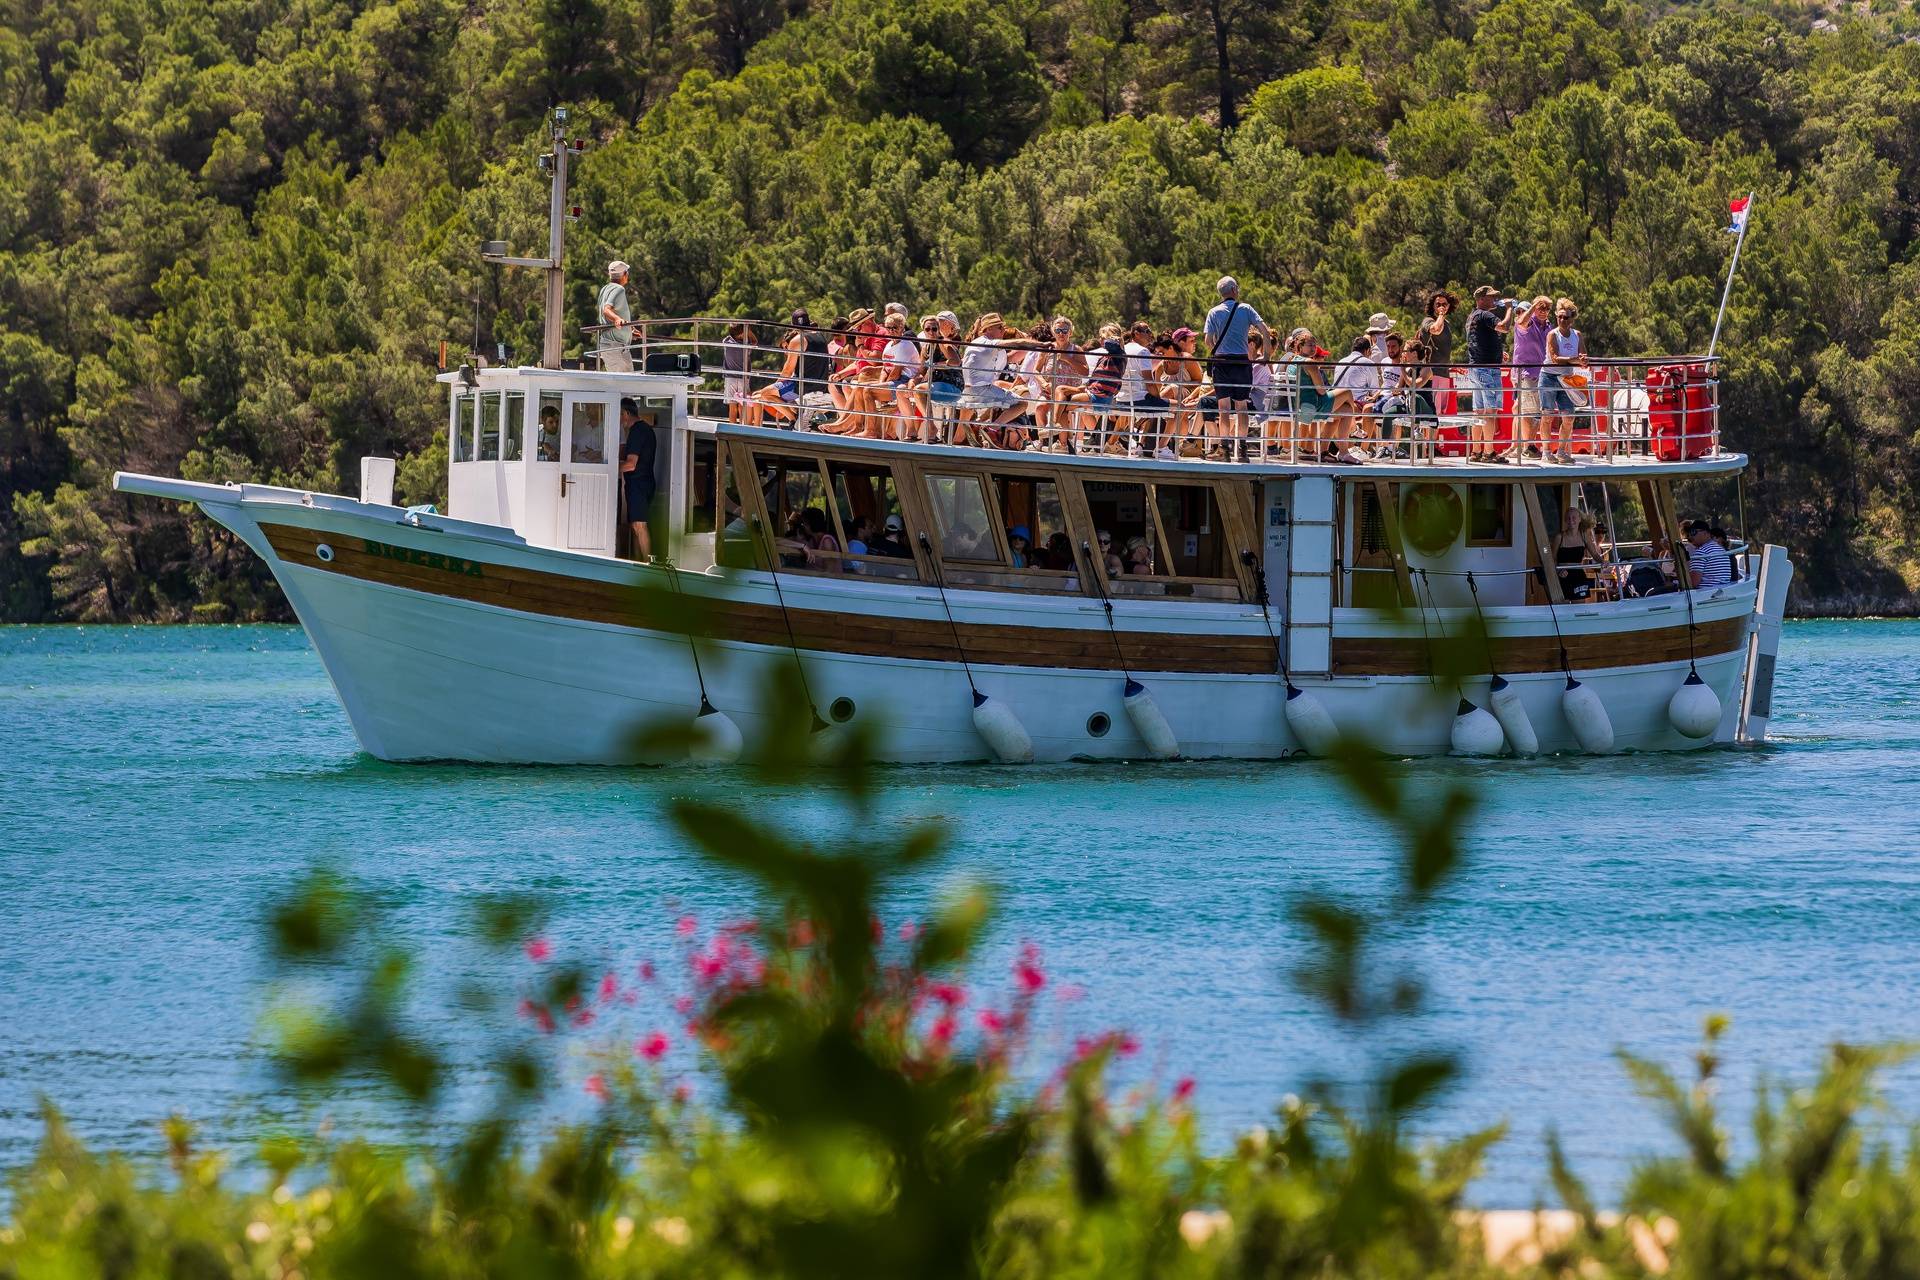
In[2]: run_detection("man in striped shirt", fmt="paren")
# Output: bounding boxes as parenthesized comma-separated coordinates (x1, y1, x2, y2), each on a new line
(1685, 522, 1732, 588)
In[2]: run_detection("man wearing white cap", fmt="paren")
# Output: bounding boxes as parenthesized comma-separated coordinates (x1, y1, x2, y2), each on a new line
(597, 260, 634, 371)
(1204, 276, 1271, 463)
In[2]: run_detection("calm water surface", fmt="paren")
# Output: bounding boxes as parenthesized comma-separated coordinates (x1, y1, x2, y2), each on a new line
(2, 620, 1917, 1204)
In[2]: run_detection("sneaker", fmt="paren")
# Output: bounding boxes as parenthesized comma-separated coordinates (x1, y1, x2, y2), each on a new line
(1126, 443, 1143, 459)
(1155, 446, 1177, 461)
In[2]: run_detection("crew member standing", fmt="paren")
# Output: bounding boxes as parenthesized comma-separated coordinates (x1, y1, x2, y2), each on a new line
(598, 260, 634, 371)
(620, 397, 656, 560)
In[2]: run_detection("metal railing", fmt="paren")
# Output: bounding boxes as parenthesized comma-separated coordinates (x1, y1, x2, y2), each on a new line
(583, 316, 1724, 466)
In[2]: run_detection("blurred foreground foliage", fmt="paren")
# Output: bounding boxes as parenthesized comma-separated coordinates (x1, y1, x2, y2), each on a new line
(6, 689, 1920, 1278)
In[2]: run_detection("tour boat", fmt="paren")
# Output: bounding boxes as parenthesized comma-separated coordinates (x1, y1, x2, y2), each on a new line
(113, 113, 1792, 766)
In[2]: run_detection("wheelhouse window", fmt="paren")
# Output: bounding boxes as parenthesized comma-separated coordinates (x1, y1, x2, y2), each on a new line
(570, 400, 608, 464)
(1467, 484, 1510, 545)
(535, 392, 562, 461)
(923, 473, 1001, 563)
(453, 393, 476, 462)
(478, 391, 503, 461)
(503, 392, 526, 461)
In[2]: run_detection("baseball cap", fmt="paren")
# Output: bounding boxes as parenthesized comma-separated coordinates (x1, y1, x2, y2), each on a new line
(608, 260, 630, 278)
(884, 514, 904, 531)
(1171, 326, 1195, 342)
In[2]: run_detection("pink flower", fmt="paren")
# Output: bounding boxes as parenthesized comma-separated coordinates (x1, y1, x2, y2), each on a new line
(584, 1074, 607, 1101)
(523, 937, 552, 962)
(930, 982, 966, 1008)
(636, 1031, 671, 1062)
(897, 921, 921, 941)
(1014, 944, 1046, 993)
(978, 1009, 1008, 1034)
(673, 995, 694, 1015)
(1116, 1033, 1140, 1058)
(517, 998, 555, 1035)
(598, 971, 619, 1003)
(1172, 1077, 1196, 1103)
(930, 1014, 957, 1047)
(676, 915, 698, 937)
(570, 1007, 596, 1029)
(1055, 983, 1087, 1003)
(638, 961, 656, 982)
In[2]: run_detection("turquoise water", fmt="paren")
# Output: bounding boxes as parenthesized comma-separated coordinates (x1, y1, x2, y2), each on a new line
(2, 621, 1917, 1204)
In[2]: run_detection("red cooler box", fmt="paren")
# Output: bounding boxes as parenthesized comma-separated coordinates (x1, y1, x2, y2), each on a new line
(1648, 363, 1715, 459)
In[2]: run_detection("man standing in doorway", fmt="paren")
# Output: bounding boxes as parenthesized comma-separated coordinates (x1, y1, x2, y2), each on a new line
(1204, 276, 1271, 464)
(620, 397, 656, 560)
(598, 260, 634, 371)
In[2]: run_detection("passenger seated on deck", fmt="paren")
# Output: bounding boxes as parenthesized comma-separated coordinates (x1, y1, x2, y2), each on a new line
(1684, 520, 1732, 588)
(1554, 508, 1604, 600)
(1123, 536, 1154, 575)
(1008, 526, 1032, 568)
(746, 311, 812, 428)
(870, 513, 910, 559)
(1097, 529, 1122, 578)
(1626, 535, 1678, 597)
(1711, 526, 1742, 581)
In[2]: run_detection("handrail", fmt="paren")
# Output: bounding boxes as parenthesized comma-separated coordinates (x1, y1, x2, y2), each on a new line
(569, 316, 1726, 467)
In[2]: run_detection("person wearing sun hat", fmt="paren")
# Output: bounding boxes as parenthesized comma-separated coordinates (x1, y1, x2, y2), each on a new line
(596, 260, 634, 371)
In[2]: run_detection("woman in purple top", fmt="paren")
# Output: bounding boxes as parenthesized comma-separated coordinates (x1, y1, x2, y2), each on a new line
(1505, 295, 1552, 462)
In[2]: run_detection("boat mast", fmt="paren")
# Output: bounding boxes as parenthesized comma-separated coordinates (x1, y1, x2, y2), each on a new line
(480, 107, 577, 369)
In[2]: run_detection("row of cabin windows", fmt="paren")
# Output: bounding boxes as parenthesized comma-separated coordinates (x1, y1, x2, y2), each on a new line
(682, 439, 1240, 598)
(1353, 483, 1514, 557)
(450, 390, 616, 466)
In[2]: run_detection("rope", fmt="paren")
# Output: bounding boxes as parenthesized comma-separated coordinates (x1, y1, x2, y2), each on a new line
(1679, 565, 1702, 675)
(1411, 567, 1439, 687)
(1542, 588, 1573, 678)
(1464, 571, 1499, 674)
(750, 514, 829, 732)
(1239, 548, 1296, 692)
(1081, 541, 1138, 682)
(658, 562, 715, 712)
(916, 532, 981, 694)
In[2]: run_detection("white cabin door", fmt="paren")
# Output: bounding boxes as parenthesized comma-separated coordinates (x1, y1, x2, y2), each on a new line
(559, 394, 615, 553)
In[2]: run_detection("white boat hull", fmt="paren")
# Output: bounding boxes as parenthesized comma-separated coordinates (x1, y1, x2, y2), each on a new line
(141, 477, 1764, 765)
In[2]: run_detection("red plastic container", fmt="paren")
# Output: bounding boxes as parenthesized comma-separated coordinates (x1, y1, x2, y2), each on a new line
(1434, 370, 1513, 457)
(1648, 363, 1716, 459)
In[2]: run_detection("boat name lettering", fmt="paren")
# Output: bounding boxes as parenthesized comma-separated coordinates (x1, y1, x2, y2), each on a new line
(360, 538, 484, 577)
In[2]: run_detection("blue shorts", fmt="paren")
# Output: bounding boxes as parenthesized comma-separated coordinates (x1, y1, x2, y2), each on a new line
(1084, 393, 1114, 408)
(1469, 366, 1502, 413)
(1540, 381, 1578, 414)
(775, 379, 799, 403)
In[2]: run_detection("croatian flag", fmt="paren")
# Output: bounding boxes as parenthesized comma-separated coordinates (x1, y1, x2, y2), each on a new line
(1726, 196, 1750, 235)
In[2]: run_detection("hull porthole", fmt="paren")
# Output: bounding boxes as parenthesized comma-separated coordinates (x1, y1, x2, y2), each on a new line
(314, 542, 335, 563)
(1086, 712, 1111, 738)
(829, 696, 856, 723)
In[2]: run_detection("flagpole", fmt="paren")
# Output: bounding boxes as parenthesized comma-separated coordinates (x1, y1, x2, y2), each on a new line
(1708, 190, 1754, 360)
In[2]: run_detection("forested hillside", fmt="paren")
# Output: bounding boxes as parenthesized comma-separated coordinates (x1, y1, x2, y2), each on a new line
(4, 0, 1919, 619)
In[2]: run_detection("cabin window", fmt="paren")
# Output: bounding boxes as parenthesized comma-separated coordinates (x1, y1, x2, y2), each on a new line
(1468, 485, 1510, 545)
(570, 400, 608, 464)
(686, 436, 718, 535)
(453, 393, 476, 462)
(994, 475, 1072, 571)
(1083, 480, 1154, 575)
(478, 392, 503, 461)
(751, 452, 843, 571)
(718, 449, 755, 567)
(1152, 484, 1229, 579)
(828, 460, 916, 579)
(923, 474, 1001, 563)
(503, 392, 526, 461)
(535, 392, 563, 462)
(1355, 486, 1388, 557)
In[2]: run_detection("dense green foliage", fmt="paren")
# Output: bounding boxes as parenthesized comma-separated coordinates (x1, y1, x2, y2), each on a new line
(8, 679, 1920, 1277)
(5, 0, 1920, 618)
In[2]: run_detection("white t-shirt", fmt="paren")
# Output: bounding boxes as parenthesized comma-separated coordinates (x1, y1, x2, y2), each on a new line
(961, 340, 1007, 389)
(1334, 353, 1380, 393)
(885, 337, 921, 381)
(1377, 358, 1403, 392)
(1117, 341, 1153, 402)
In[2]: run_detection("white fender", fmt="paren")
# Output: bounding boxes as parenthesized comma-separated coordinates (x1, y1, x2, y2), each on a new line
(970, 691, 1034, 764)
(688, 700, 743, 764)
(1667, 670, 1722, 740)
(1450, 698, 1506, 756)
(1561, 677, 1615, 754)
(1487, 675, 1539, 757)
(1122, 678, 1180, 759)
(1282, 684, 1340, 757)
